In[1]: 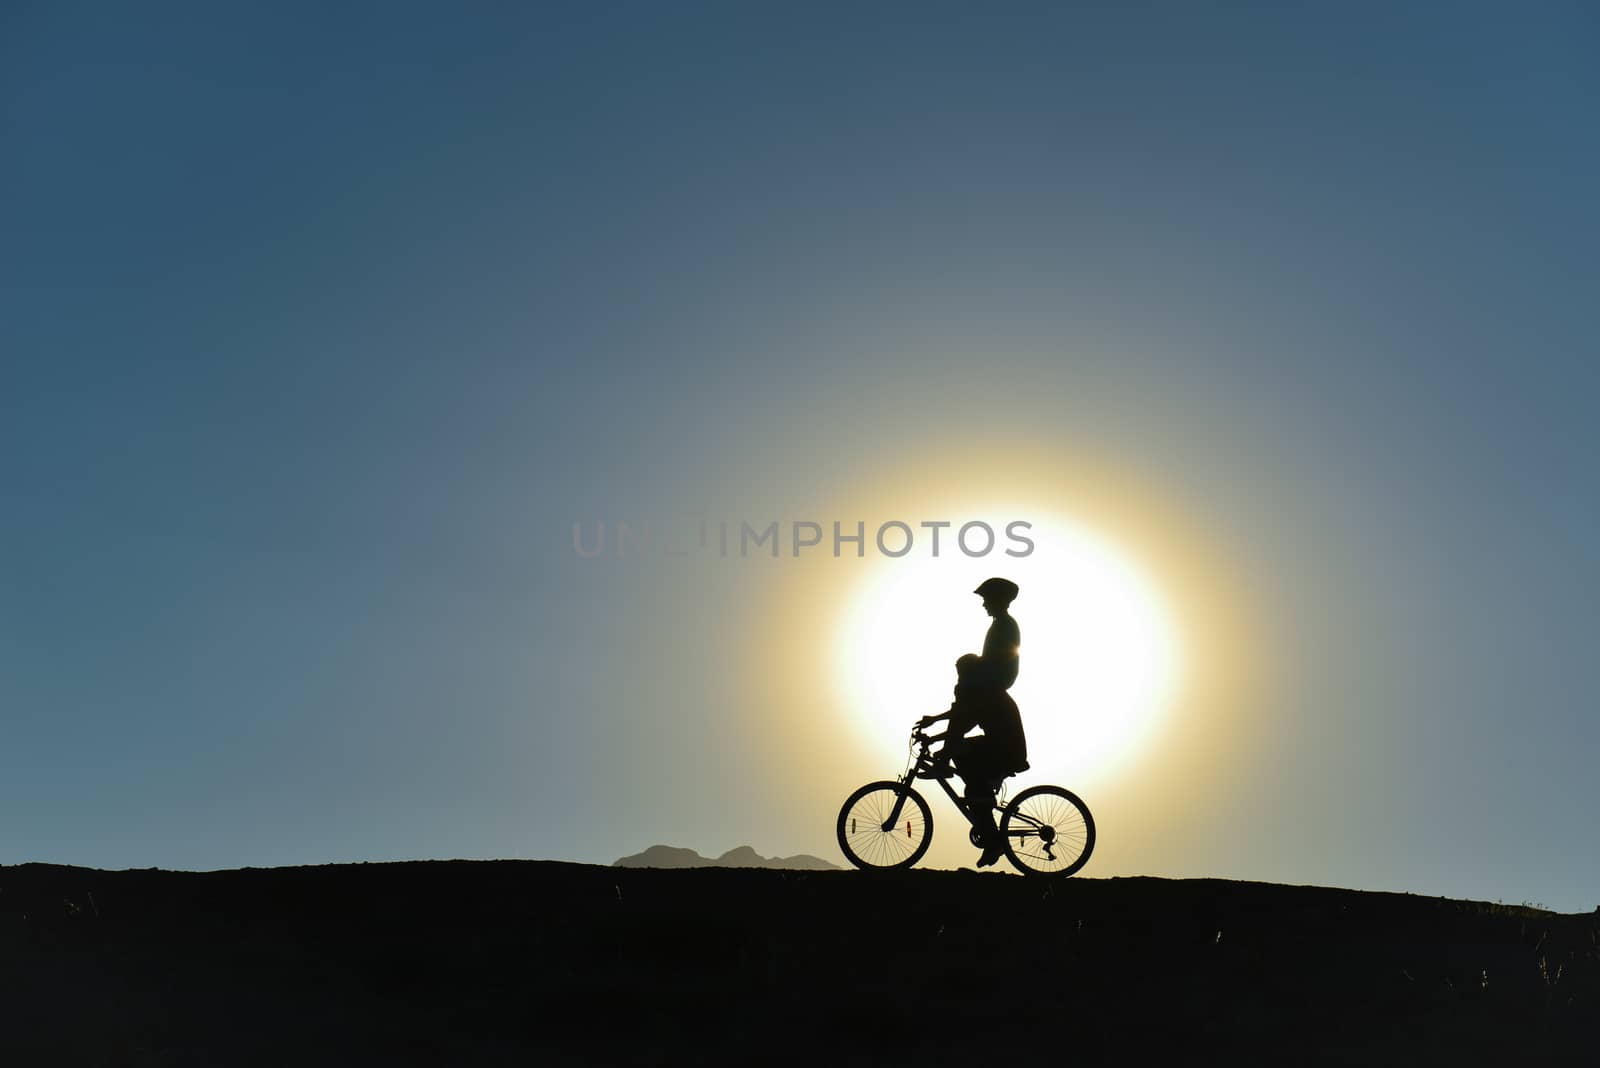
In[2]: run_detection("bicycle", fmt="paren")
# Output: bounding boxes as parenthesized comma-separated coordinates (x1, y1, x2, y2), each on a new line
(836, 723, 1095, 876)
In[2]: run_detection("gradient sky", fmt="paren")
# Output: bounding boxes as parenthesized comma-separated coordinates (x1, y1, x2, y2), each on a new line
(5, 3, 1598, 910)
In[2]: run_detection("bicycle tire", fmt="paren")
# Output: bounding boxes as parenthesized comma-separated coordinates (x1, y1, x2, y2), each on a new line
(836, 780, 934, 871)
(999, 784, 1095, 877)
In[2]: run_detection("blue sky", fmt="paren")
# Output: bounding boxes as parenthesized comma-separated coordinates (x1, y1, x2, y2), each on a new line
(4, 3, 1597, 909)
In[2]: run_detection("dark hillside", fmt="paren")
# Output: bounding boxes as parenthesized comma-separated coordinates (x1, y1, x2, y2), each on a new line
(1, 861, 1594, 1065)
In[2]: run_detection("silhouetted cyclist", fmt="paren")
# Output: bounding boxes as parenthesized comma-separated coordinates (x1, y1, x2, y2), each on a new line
(919, 578, 1028, 867)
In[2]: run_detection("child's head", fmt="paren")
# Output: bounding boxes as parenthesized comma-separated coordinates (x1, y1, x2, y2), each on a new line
(954, 653, 983, 681)
(973, 577, 1019, 616)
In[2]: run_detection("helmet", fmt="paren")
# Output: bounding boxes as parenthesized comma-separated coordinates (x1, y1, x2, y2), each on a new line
(973, 577, 1019, 604)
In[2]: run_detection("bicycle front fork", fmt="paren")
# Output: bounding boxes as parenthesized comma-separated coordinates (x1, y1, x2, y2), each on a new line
(881, 777, 915, 832)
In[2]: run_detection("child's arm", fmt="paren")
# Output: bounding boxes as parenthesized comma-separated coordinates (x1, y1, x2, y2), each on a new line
(919, 702, 970, 745)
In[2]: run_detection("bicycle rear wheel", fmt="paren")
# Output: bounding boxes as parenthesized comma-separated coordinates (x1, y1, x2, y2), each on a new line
(836, 780, 934, 871)
(1000, 785, 1094, 876)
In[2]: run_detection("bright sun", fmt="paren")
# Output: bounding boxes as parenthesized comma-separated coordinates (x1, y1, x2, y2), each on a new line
(832, 514, 1183, 789)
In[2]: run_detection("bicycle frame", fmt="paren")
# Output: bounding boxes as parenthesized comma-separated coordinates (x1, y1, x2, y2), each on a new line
(882, 731, 1005, 837)
(838, 726, 1090, 874)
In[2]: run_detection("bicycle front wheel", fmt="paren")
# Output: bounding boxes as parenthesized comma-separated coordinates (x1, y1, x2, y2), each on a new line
(1000, 785, 1095, 876)
(836, 780, 933, 871)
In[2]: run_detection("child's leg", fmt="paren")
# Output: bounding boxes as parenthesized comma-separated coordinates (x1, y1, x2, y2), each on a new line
(965, 780, 999, 838)
(956, 741, 1003, 850)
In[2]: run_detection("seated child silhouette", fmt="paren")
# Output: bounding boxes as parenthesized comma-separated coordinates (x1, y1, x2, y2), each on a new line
(918, 653, 1029, 867)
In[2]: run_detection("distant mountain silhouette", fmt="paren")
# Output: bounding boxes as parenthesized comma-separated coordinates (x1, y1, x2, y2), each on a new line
(613, 844, 838, 870)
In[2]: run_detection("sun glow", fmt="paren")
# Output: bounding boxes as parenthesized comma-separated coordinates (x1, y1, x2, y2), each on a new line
(832, 515, 1183, 789)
